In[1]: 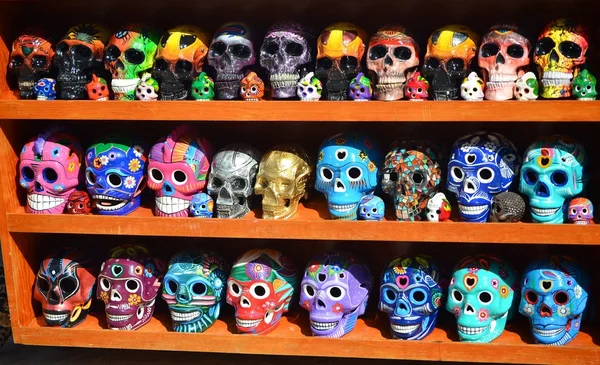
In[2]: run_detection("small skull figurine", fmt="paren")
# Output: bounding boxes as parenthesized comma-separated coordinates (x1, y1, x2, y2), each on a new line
(97, 245, 165, 331)
(240, 72, 265, 101)
(358, 194, 385, 221)
(514, 72, 539, 101)
(297, 72, 323, 101)
(191, 72, 215, 101)
(519, 255, 589, 345)
(572, 69, 597, 101)
(189, 193, 214, 218)
(460, 72, 485, 101)
(66, 190, 92, 215)
(86, 74, 109, 100)
(489, 192, 526, 223)
(208, 143, 261, 219)
(163, 250, 230, 333)
(34, 78, 57, 100)
(568, 197, 594, 224)
(255, 144, 312, 220)
(348, 72, 373, 101)
(226, 249, 298, 335)
(446, 255, 519, 343)
(136, 73, 159, 101)
(404, 71, 429, 100)
(9, 27, 55, 99)
(300, 251, 372, 338)
(426, 192, 451, 222)
(379, 255, 443, 340)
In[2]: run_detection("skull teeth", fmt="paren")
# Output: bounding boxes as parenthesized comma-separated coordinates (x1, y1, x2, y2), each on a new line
(533, 326, 565, 337)
(531, 207, 561, 216)
(107, 313, 133, 322)
(458, 204, 488, 215)
(391, 323, 421, 334)
(111, 78, 140, 94)
(216, 73, 243, 82)
(92, 195, 127, 211)
(458, 324, 488, 335)
(574, 220, 591, 225)
(489, 73, 517, 82)
(542, 71, 573, 86)
(44, 312, 69, 322)
(236, 318, 262, 328)
(310, 320, 338, 331)
(329, 203, 357, 213)
(170, 310, 200, 322)
(155, 197, 190, 215)
(37, 95, 49, 101)
(27, 194, 64, 211)
(18, 80, 35, 88)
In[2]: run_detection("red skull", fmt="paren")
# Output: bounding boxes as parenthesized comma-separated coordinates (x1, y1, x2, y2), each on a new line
(66, 190, 92, 214)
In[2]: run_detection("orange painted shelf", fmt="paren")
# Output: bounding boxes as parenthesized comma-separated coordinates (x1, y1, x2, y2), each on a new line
(0, 100, 599, 122)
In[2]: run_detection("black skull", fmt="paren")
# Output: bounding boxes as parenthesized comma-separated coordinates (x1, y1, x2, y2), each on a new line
(315, 56, 360, 101)
(489, 192, 526, 223)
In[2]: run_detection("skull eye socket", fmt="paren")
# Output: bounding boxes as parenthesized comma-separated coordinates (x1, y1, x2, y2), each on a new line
(447, 58, 465, 72)
(164, 278, 178, 295)
(551, 171, 568, 186)
(302, 283, 316, 298)
(172, 170, 188, 185)
(394, 46, 412, 60)
(191, 282, 207, 296)
(411, 289, 427, 305)
(507, 44, 524, 58)
(285, 42, 304, 57)
(535, 37, 555, 56)
(477, 167, 495, 184)
(74, 45, 92, 60)
(56, 42, 69, 56)
(524, 169, 538, 185)
(251, 86, 258, 93)
(209, 41, 227, 57)
(262, 41, 279, 56)
(382, 287, 397, 303)
(424, 57, 440, 70)
(340, 56, 358, 72)
(42, 168, 58, 183)
(327, 286, 346, 300)
(10, 55, 24, 68)
(525, 290, 538, 304)
(77, 203, 84, 209)
(175, 60, 193, 77)
(21, 166, 34, 182)
(478, 291, 493, 304)
(228, 281, 242, 297)
(481, 43, 500, 57)
(452, 32, 468, 47)
(554, 291, 569, 305)
(411, 171, 425, 186)
(451, 289, 463, 302)
(107, 173, 123, 188)
(149, 168, 164, 184)
(559, 41, 583, 59)
(99, 277, 111, 291)
(250, 282, 270, 300)
(59, 277, 78, 300)
(317, 57, 333, 71)
(231, 44, 252, 59)
(37, 275, 50, 295)
(258, 178, 268, 189)
(154, 58, 169, 72)
(85, 170, 96, 185)
(125, 279, 140, 293)
(582, 208, 588, 214)
(32, 55, 48, 69)
(180, 34, 197, 49)
(347, 167, 362, 181)
(124, 49, 145, 65)
(210, 177, 223, 188)
(231, 178, 247, 191)
(450, 166, 464, 182)
(368, 45, 387, 61)
(320, 167, 334, 182)
(104, 45, 121, 62)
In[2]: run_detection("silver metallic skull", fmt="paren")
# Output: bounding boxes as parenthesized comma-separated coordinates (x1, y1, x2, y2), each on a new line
(207, 143, 261, 218)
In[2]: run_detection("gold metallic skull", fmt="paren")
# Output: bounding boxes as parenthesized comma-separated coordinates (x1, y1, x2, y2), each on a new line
(254, 144, 312, 219)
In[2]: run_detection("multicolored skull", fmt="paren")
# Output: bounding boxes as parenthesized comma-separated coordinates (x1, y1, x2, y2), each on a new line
(240, 71, 265, 101)
(190, 193, 214, 218)
(9, 28, 55, 99)
(191, 72, 215, 101)
(568, 197, 593, 224)
(148, 125, 212, 217)
(514, 72, 539, 101)
(448, 131, 520, 222)
(86, 74, 109, 101)
(34, 78, 57, 100)
(534, 19, 589, 99)
(66, 190, 92, 215)
(348, 72, 372, 101)
(97, 245, 165, 331)
(426, 192, 451, 222)
(300, 252, 372, 338)
(379, 255, 442, 340)
(358, 193, 385, 221)
(297, 71, 323, 101)
(519, 256, 589, 345)
(460, 72, 485, 101)
(162, 250, 229, 333)
(446, 255, 519, 343)
(208, 143, 261, 219)
(316, 133, 382, 220)
(19, 127, 83, 214)
(519, 135, 588, 224)
(404, 71, 429, 100)
(572, 69, 597, 101)
(34, 248, 96, 328)
(135, 73, 159, 101)
(489, 192, 526, 223)
(226, 249, 298, 335)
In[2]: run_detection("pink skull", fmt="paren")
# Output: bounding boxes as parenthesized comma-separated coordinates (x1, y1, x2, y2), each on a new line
(19, 127, 83, 214)
(148, 125, 212, 217)
(568, 197, 594, 225)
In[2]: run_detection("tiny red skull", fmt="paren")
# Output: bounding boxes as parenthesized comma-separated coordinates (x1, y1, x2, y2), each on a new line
(66, 190, 91, 214)
(86, 74, 109, 100)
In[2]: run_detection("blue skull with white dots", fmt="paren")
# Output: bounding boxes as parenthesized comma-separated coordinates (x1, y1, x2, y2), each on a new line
(34, 78, 57, 100)
(316, 133, 382, 220)
(358, 194, 385, 221)
(519, 255, 589, 346)
(447, 132, 520, 222)
(190, 193, 214, 218)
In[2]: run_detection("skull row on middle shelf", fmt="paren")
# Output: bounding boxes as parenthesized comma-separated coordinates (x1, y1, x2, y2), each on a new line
(23, 124, 592, 225)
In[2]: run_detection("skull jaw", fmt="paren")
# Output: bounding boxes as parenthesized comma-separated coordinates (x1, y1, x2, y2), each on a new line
(373, 84, 405, 101)
(215, 76, 244, 100)
(530, 206, 565, 224)
(394, 199, 425, 222)
(154, 196, 191, 217)
(457, 197, 492, 223)
(216, 202, 250, 219)
(270, 73, 299, 99)
(18, 79, 36, 100)
(159, 81, 188, 101)
(456, 312, 506, 343)
(169, 304, 219, 333)
(111, 78, 140, 100)
(530, 317, 579, 345)
(389, 315, 436, 340)
(262, 197, 300, 220)
(93, 195, 141, 216)
(325, 80, 350, 101)
(310, 305, 361, 338)
(234, 309, 282, 335)
(484, 83, 515, 101)
(57, 73, 89, 100)
(42, 298, 92, 328)
(541, 83, 571, 99)
(327, 202, 359, 221)
(106, 300, 155, 331)
(26, 192, 69, 214)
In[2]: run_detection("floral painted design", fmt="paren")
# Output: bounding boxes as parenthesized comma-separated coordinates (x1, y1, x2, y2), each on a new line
(54, 184, 65, 192)
(452, 306, 461, 318)
(100, 155, 109, 166)
(478, 308, 490, 322)
(491, 278, 499, 289)
(68, 161, 76, 173)
(500, 285, 510, 298)
(124, 176, 137, 189)
(393, 266, 406, 275)
(144, 262, 156, 278)
(99, 291, 109, 304)
(128, 294, 141, 306)
(246, 259, 272, 280)
(302, 300, 312, 310)
(332, 303, 344, 313)
(368, 161, 376, 172)
(307, 262, 320, 273)
(522, 303, 534, 317)
(128, 158, 141, 172)
(133, 145, 144, 158)
(261, 301, 276, 310)
(574, 285, 582, 299)
(93, 158, 102, 169)
(468, 267, 479, 274)
(558, 305, 570, 317)
(499, 267, 508, 279)
(432, 292, 442, 308)
(335, 137, 346, 145)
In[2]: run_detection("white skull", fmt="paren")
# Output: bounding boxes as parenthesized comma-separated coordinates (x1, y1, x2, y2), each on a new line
(135, 74, 159, 101)
(426, 193, 447, 222)
(461, 72, 485, 101)
(297, 72, 322, 101)
(514, 72, 539, 101)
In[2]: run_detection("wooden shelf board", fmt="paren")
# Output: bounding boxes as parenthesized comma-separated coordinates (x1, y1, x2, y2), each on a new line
(0, 100, 599, 122)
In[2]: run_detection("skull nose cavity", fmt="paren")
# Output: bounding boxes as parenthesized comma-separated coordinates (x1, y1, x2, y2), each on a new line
(550, 50, 559, 63)
(536, 182, 550, 198)
(110, 289, 122, 302)
(35, 182, 44, 192)
(384, 55, 393, 66)
(218, 187, 234, 205)
(496, 53, 505, 64)
(464, 303, 476, 315)
(162, 182, 175, 196)
(334, 178, 346, 193)
(317, 299, 327, 309)
(240, 295, 251, 308)
(395, 298, 411, 316)
(540, 304, 553, 317)
(464, 179, 477, 194)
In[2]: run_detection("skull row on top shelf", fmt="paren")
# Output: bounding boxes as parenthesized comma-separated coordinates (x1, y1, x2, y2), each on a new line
(8, 19, 596, 101)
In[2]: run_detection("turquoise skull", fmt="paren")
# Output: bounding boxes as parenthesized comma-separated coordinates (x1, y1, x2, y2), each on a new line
(446, 255, 519, 343)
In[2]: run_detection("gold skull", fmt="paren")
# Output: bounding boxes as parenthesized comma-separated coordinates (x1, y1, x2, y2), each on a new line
(254, 144, 312, 219)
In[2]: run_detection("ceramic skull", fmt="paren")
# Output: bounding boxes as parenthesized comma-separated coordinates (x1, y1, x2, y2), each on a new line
(404, 71, 429, 100)
(162, 250, 230, 333)
(514, 72, 539, 100)
(9, 28, 55, 99)
(568, 197, 593, 224)
(367, 24, 419, 101)
(299, 252, 372, 338)
(358, 193, 385, 221)
(66, 190, 92, 215)
(297, 72, 323, 101)
(189, 192, 214, 218)
(226, 249, 298, 335)
(519, 135, 587, 224)
(426, 192, 452, 222)
(191, 72, 215, 101)
(572, 69, 597, 101)
(207, 143, 261, 219)
(135, 73, 159, 101)
(446, 255, 519, 343)
(240, 71, 265, 101)
(34, 78, 57, 100)
(519, 256, 589, 345)
(348, 72, 373, 101)
(489, 192, 526, 223)
(460, 72, 485, 101)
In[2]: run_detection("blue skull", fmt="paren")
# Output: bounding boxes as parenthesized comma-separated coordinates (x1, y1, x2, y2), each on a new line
(85, 136, 147, 215)
(519, 256, 589, 346)
(358, 194, 385, 221)
(447, 132, 520, 222)
(316, 133, 382, 220)
(34, 78, 57, 100)
(379, 255, 443, 340)
(190, 193, 214, 218)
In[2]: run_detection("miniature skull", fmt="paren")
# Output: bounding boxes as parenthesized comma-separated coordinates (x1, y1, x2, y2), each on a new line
(358, 194, 385, 221)
(260, 21, 315, 99)
(208, 143, 261, 219)
(66, 190, 92, 215)
(460, 72, 485, 101)
(191, 72, 215, 101)
(426, 192, 451, 222)
(379, 255, 443, 340)
(19, 127, 83, 214)
(208, 22, 256, 100)
(572, 69, 597, 101)
(448, 132, 520, 223)
(135, 73, 159, 101)
(9, 28, 55, 99)
(514, 72, 539, 100)
(163, 250, 229, 333)
(86, 74, 109, 100)
(190, 193, 214, 218)
(367, 24, 419, 101)
(34, 78, 57, 100)
(348, 72, 372, 101)
(519, 256, 589, 345)
(519, 135, 587, 224)
(300, 251, 372, 338)
(240, 71, 265, 101)
(568, 197, 593, 224)
(404, 71, 429, 100)
(226, 249, 298, 335)
(297, 72, 323, 101)
(489, 192, 526, 223)
(478, 25, 531, 101)
(148, 125, 212, 217)
(446, 255, 519, 343)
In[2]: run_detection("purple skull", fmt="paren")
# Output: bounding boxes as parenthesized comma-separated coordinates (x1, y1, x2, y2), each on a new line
(348, 72, 373, 101)
(299, 251, 372, 338)
(97, 245, 165, 331)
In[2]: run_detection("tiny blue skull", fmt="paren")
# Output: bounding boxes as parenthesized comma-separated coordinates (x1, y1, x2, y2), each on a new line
(190, 193, 214, 218)
(358, 194, 385, 221)
(34, 78, 57, 100)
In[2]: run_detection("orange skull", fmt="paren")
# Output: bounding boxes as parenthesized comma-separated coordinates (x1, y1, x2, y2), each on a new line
(240, 72, 265, 101)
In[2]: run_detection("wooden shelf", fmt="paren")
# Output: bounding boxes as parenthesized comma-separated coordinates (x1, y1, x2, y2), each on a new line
(0, 100, 599, 122)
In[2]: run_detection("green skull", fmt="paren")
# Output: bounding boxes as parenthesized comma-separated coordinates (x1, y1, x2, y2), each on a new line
(191, 72, 215, 101)
(572, 69, 597, 101)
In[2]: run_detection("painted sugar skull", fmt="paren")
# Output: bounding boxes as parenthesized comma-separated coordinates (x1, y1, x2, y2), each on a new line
(367, 24, 419, 101)
(66, 190, 91, 215)
(519, 135, 587, 224)
(572, 69, 597, 101)
(190, 193, 214, 218)
(191, 72, 215, 101)
(163, 250, 229, 333)
(535, 19, 589, 99)
(240, 72, 265, 101)
(405, 71, 429, 100)
(426, 192, 452, 222)
(348, 72, 372, 101)
(148, 125, 212, 217)
(297, 71, 323, 101)
(519, 256, 589, 345)
(300, 252, 372, 338)
(255, 144, 312, 220)
(154, 25, 210, 100)
(514, 72, 539, 101)
(448, 131, 520, 223)
(446, 255, 519, 343)
(568, 197, 593, 225)
(478, 24, 531, 101)
(135, 73, 159, 101)
(379, 255, 442, 340)
(226, 249, 298, 335)
(85, 136, 147, 215)
(19, 127, 83, 214)
(423, 25, 480, 100)
(55, 24, 110, 100)
(34, 78, 57, 100)
(358, 194, 385, 221)
(460, 72, 485, 101)
(9, 28, 55, 99)
(86, 74, 109, 100)
(260, 21, 315, 99)
(489, 192, 526, 223)
(381, 139, 444, 221)
(34, 248, 96, 328)
(316, 22, 367, 101)
(208, 143, 261, 219)
(208, 22, 256, 100)
(316, 133, 382, 220)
